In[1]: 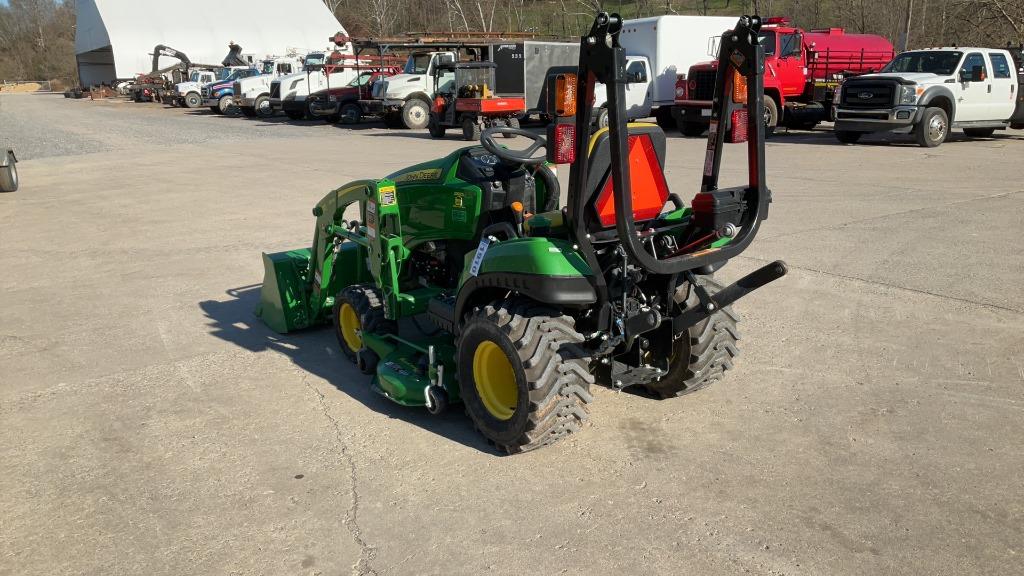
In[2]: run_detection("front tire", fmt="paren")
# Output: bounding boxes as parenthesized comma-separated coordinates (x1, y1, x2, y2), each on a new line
(254, 95, 273, 118)
(595, 107, 609, 129)
(679, 120, 706, 137)
(914, 107, 948, 147)
(834, 130, 862, 144)
(333, 285, 397, 362)
(763, 96, 779, 137)
(644, 278, 740, 399)
(458, 298, 594, 454)
(217, 95, 236, 115)
(428, 115, 446, 138)
(402, 98, 430, 130)
(340, 102, 362, 124)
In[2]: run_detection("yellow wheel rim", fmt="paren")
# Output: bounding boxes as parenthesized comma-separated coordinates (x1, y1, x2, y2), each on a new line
(472, 340, 518, 420)
(339, 303, 362, 352)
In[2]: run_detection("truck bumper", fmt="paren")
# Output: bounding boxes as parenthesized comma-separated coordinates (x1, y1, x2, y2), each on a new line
(671, 100, 714, 125)
(202, 98, 223, 107)
(833, 105, 921, 133)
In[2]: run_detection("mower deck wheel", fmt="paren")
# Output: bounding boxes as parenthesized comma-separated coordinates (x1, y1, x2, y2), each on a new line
(458, 297, 594, 454)
(643, 278, 741, 399)
(333, 285, 396, 362)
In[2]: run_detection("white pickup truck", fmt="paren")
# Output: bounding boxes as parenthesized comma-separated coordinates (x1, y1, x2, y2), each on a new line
(833, 47, 1024, 147)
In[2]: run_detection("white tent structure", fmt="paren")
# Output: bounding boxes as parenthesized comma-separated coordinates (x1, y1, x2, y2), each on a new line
(75, 0, 349, 85)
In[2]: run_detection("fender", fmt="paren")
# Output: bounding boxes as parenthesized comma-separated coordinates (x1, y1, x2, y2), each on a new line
(454, 237, 596, 320)
(918, 85, 957, 120)
(405, 91, 432, 104)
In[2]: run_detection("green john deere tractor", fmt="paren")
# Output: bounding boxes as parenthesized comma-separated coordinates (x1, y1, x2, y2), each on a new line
(256, 12, 786, 453)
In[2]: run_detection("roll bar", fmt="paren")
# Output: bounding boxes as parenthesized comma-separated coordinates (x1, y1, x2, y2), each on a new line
(566, 12, 771, 276)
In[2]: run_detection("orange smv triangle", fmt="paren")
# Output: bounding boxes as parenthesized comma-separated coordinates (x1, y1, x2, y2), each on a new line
(595, 134, 671, 228)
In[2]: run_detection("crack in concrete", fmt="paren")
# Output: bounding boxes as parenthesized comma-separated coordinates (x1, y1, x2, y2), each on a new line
(299, 371, 378, 576)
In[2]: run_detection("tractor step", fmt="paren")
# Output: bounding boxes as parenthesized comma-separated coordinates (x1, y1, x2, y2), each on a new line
(427, 295, 457, 333)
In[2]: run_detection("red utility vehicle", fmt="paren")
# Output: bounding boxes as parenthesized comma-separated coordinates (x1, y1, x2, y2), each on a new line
(307, 66, 402, 124)
(428, 61, 526, 141)
(673, 17, 894, 135)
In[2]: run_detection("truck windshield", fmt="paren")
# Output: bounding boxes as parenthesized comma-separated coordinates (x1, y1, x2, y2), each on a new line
(882, 51, 962, 75)
(216, 69, 234, 81)
(347, 72, 375, 86)
(405, 54, 432, 74)
(305, 54, 326, 70)
(758, 31, 777, 56)
(261, 61, 275, 74)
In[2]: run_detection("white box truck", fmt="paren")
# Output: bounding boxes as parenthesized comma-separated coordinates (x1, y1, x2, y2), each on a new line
(592, 15, 736, 128)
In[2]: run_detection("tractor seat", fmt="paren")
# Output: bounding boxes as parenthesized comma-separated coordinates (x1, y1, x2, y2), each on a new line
(584, 123, 671, 236)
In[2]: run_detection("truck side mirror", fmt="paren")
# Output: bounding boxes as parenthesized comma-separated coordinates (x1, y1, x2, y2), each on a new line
(627, 69, 647, 84)
(961, 65, 985, 82)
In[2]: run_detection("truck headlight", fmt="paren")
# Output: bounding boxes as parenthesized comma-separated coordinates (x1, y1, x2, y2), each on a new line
(898, 85, 920, 105)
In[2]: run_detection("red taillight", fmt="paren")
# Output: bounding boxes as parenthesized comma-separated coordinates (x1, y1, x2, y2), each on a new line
(552, 123, 575, 164)
(728, 109, 748, 143)
(594, 134, 670, 227)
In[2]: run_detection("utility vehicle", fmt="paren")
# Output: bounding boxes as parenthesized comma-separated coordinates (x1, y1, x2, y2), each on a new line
(427, 61, 526, 140)
(257, 12, 786, 453)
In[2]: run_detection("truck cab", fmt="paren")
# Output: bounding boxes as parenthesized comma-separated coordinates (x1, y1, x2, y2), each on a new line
(361, 50, 458, 129)
(674, 17, 893, 135)
(173, 70, 217, 108)
(200, 67, 260, 114)
(235, 56, 304, 118)
(834, 47, 1024, 147)
(269, 51, 360, 121)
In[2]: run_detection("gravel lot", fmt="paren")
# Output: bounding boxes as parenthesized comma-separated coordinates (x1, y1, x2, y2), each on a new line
(2, 92, 1023, 575)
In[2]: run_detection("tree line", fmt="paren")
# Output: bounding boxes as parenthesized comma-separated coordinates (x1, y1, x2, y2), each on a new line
(0, 0, 1020, 83)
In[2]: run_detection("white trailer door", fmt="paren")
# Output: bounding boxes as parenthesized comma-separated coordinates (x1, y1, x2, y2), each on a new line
(986, 51, 1017, 120)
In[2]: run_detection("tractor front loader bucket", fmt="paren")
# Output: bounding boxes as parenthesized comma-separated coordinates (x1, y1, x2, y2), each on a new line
(255, 249, 314, 334)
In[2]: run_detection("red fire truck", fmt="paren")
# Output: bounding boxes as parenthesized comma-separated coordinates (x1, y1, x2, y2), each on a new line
(672, 17, 894, 136)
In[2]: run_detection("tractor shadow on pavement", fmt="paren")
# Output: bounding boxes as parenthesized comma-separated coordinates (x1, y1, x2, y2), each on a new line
(198, 285, 500, 455)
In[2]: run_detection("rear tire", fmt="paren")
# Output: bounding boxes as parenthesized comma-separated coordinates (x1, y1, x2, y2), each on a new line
(834, 130, 862, 144)
(963, 127, 996, 138)
(461, 116, 481, 141)
(643, 278, 740, 399)
(402, 98, 430, 130)
(333, 285, 397, 362)
(428, 115, 446, 138)
(914, 106, 948, 147)
(679, 120, 706, 137)
(458, 298, 594, 454)
(501, 116, 520, 137)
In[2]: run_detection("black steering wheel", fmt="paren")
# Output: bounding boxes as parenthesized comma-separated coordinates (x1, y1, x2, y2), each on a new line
(481, 127, 547, 166)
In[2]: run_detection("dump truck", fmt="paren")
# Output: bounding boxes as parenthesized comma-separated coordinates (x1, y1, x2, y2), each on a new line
(674, 16, 894, 135)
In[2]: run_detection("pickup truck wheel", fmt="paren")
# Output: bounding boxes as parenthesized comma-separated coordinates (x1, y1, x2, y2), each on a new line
(340, 102, 362, 124)
(679, 121, 706, 137)
(254, 95, 273, 118)
(915, 107, 948, 147)
(963, 127, 996, 138)
(834, 130, 862, 144)
(763, 96, 779, 137)
(402, 99, 430, 130)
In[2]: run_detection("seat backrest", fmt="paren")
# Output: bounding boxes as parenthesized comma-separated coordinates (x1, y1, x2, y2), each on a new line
(585, 123, 670, 231)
